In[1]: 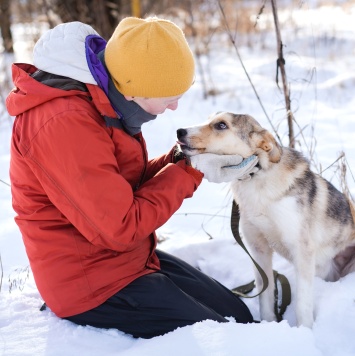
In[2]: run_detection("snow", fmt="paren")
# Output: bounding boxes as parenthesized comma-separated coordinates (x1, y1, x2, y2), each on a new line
(1, 4, 355, 356)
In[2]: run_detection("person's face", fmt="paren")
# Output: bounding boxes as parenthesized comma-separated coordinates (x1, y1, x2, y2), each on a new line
(124, 95, 183, 115)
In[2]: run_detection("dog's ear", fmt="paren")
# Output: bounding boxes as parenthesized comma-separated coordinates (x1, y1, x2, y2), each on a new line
(256, 130, 282, 163)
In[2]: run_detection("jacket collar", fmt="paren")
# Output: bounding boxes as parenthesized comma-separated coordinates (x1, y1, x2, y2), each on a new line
(86, 36, 157, 135)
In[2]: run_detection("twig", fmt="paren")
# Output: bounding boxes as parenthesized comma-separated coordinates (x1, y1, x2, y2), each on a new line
(254, 0, 267, 28)
(320, 152, 345, 175)
(0, 178, 11, 187)
(201, 222, 214, 240)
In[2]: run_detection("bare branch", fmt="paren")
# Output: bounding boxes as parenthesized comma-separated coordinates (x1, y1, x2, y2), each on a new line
(217, 0, 282, 145)
(0, 179, 11, 187)
(270, 0, 295, 148)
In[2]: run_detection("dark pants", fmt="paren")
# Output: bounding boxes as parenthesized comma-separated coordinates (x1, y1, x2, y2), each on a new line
(64, 250, 253, 338)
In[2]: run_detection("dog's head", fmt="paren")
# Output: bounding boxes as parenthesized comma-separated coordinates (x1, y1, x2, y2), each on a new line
(177, 112, 282, 164)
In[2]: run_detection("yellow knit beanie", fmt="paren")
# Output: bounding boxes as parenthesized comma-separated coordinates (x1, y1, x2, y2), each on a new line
(105, 17, 195, 98)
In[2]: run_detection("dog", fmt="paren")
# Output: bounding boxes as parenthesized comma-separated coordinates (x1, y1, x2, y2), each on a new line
(177, 112, 355, 328)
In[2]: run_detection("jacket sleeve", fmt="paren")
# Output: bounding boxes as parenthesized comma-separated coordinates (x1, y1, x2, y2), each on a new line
(21, 109, 198, 252)
(143, 145, 176, 182)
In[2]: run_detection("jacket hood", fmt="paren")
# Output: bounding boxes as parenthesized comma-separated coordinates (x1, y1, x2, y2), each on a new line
(6, 63, 116, 119)
(33, 22, 99, 84)
(7, 22, 115, 118)
(6, 64, 91, 116)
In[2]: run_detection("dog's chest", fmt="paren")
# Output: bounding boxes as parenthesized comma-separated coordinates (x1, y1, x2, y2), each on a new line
(232, 184, 300, 259)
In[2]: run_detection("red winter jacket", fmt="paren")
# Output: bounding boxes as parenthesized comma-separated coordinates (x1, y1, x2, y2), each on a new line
(7, 63, 201, 317)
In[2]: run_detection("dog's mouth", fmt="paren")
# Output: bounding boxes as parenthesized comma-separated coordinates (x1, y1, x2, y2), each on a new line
(176, 141, 202, 156)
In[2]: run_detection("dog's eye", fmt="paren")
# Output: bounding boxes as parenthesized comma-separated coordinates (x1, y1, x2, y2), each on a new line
(215, 121, 228, 130)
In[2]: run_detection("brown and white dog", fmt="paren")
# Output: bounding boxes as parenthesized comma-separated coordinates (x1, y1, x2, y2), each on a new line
(177, 112, 355, 328)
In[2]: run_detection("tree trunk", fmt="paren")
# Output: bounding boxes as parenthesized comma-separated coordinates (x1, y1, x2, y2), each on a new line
(0, 0, 13, 53)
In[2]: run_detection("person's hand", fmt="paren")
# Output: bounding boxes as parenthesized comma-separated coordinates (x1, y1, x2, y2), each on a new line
(189, 153, 259, 183)
(170, 145, 203, 188)
(169, 144, 187, 163)
(172, 145, 186, 163)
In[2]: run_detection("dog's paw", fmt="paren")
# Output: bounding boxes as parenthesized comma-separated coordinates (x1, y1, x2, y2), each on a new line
(260, 309, 278, 322)
(297, 316, 314, 328)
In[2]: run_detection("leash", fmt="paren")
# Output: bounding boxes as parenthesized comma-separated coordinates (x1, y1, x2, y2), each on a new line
(230, 200, 291, 321)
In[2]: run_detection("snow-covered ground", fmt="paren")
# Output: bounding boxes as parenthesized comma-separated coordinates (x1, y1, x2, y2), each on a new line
(1, 4, 355, 355)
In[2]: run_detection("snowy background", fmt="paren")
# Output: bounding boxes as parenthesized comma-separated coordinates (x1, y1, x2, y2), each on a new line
(1, 3, 355, 356)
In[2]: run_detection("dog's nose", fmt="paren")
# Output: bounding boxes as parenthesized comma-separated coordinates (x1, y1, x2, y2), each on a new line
(177, 128, 187, 139)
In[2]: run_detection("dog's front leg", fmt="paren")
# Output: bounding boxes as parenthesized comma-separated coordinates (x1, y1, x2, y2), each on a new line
(294, 249, 315, 328)
(256, 248, 276, 322)
(246, 236, 276, 322)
